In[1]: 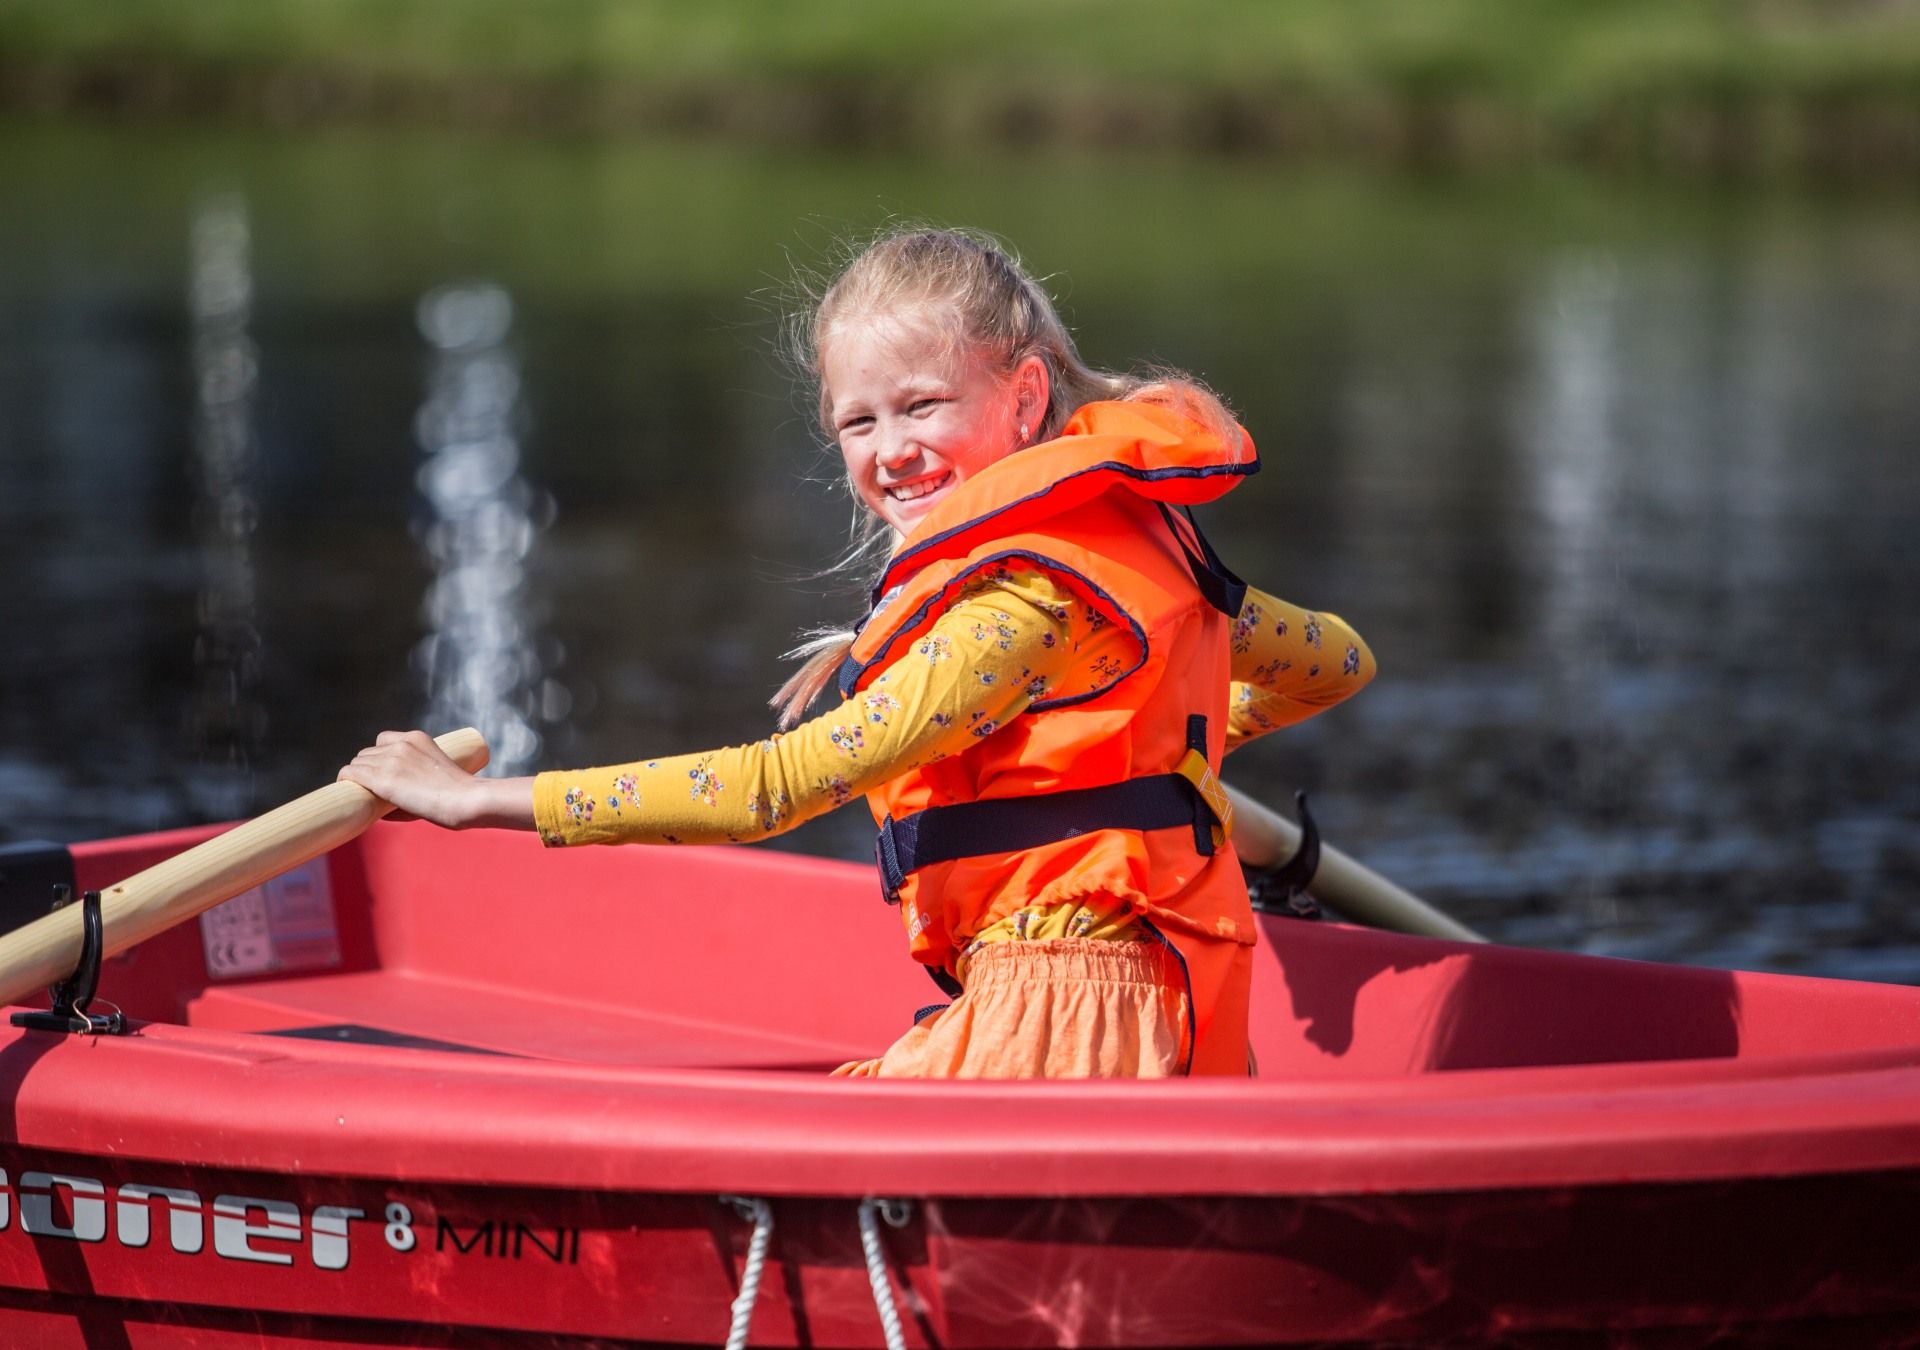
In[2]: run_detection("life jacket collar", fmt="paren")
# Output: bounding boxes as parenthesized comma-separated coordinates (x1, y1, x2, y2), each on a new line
(871, 400, 1256, 606)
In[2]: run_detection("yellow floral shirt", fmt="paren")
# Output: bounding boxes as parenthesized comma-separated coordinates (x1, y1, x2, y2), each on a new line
(532, 566, 1373, 957)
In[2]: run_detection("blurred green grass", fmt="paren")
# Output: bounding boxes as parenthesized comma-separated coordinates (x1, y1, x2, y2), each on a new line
(2, 0, 1919, 169)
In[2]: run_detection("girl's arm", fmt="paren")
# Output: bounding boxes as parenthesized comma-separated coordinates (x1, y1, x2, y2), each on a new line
(341, 569, 1076, 845)
(1224, 587, 1375, 752)
(531, 573, 1073, 848)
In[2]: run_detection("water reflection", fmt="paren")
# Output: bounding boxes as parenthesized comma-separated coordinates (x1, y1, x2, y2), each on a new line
(411, 282, 565, 776)
(187, 194, 265, 820)
(1520, 254, 1619, 666)
(1336, 234, 1920, 976)
(2, 126, 1916, 982)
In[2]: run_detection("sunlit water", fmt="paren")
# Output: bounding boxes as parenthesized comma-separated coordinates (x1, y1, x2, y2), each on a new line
(2, 121, 1917, 983)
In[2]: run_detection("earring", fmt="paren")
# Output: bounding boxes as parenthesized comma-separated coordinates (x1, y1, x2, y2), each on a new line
(1018, 423, 1031, 445)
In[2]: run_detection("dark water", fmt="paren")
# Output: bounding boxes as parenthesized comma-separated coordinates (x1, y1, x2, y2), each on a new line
(3, 121, 1918, 982)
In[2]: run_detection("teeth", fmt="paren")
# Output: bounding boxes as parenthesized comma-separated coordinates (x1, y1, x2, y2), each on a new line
(888, 472, 951, 502)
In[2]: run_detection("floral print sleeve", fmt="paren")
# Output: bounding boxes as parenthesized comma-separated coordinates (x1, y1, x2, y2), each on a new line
(1225, 586, 1376, 752)
(531, 569, 1077, 848)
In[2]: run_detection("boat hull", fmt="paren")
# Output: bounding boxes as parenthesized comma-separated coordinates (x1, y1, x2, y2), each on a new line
(0, 821, 1916, 1346)
(1, 1154, 1916, 1347)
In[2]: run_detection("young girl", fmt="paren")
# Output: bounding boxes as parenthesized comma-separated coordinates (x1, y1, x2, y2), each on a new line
(340, 228, 1373, 1078)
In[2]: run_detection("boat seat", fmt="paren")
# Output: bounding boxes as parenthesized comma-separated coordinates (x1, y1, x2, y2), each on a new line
(182, 968, 872, 1071)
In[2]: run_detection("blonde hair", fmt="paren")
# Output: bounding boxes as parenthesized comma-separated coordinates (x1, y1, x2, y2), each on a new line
(773, 226, 1236, 727)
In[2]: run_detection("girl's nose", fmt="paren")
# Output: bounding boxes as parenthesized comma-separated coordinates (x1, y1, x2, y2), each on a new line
(874, 431, 920, 469)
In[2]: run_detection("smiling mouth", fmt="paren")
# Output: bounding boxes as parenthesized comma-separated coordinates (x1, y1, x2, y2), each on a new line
(885, 471, 953, 504)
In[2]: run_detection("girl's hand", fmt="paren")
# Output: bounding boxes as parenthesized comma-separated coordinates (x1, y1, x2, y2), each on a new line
(338, 730, 534, 831)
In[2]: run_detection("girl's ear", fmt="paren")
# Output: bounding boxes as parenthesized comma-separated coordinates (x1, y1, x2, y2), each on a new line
(1012, 354, 1050, 428)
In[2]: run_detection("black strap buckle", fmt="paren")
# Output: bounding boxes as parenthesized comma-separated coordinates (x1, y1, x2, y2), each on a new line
(875, 815, 906, 905)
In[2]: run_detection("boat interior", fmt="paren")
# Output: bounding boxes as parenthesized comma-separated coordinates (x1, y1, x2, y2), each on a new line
(54, 820, 1920, 1078)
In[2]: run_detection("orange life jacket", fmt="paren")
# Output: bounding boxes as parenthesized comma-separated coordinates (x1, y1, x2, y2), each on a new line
(840, 400, 1261, 1075)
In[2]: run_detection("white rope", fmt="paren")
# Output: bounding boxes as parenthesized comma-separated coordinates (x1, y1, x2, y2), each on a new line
(722, 1197, 774, 1350)
(857, 1198, 910, 1350)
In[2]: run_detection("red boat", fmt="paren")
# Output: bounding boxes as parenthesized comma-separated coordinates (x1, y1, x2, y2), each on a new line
(2, 816, 1919, 1348)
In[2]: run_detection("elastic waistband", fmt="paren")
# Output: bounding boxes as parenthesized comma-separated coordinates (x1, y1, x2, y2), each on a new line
(959, 937, 1182, 991)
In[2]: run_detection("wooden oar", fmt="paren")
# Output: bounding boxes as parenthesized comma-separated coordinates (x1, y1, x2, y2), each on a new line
(0, 727, 489, 1011)
(1225, 783, 1486, 944)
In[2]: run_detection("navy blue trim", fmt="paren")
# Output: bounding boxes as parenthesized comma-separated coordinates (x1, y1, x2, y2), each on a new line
(876, 457, 1258, 605)
(835, 650, 863, 700)
(844, 550, 1149, 713)
(1157, 503, 1249, 619)
(1136, 916, 1198, 1076)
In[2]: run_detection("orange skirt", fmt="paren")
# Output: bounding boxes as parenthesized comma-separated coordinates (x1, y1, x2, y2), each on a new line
(832, 939, 1190, 1079)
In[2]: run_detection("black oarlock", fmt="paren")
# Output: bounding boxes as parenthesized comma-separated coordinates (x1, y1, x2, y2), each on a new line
(11, 887, 127, 1036)
(1244, 790, 1324, 921)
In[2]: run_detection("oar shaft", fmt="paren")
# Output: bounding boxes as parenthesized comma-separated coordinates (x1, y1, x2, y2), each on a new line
(1225, 783, 1486, 944)
(0, 728, 488, 1010)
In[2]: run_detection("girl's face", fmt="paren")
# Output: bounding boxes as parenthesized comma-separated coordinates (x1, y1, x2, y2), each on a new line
(823, 314, 1045, 538)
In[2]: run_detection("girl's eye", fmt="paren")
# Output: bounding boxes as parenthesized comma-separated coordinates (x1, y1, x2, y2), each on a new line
(908, 398, 945, 415)
(837, 415, 872, 434)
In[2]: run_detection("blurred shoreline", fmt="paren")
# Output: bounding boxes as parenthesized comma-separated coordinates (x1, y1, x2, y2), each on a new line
(3, 0, 1919, 175)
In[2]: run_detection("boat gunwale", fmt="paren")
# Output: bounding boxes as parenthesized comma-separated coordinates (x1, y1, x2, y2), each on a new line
(3, 1011, 1919, 1200)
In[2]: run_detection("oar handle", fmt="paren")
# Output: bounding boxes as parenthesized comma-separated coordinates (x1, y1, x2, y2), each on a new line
(1225, 782, 1486, 944)
(0, 728, 490, 1011)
